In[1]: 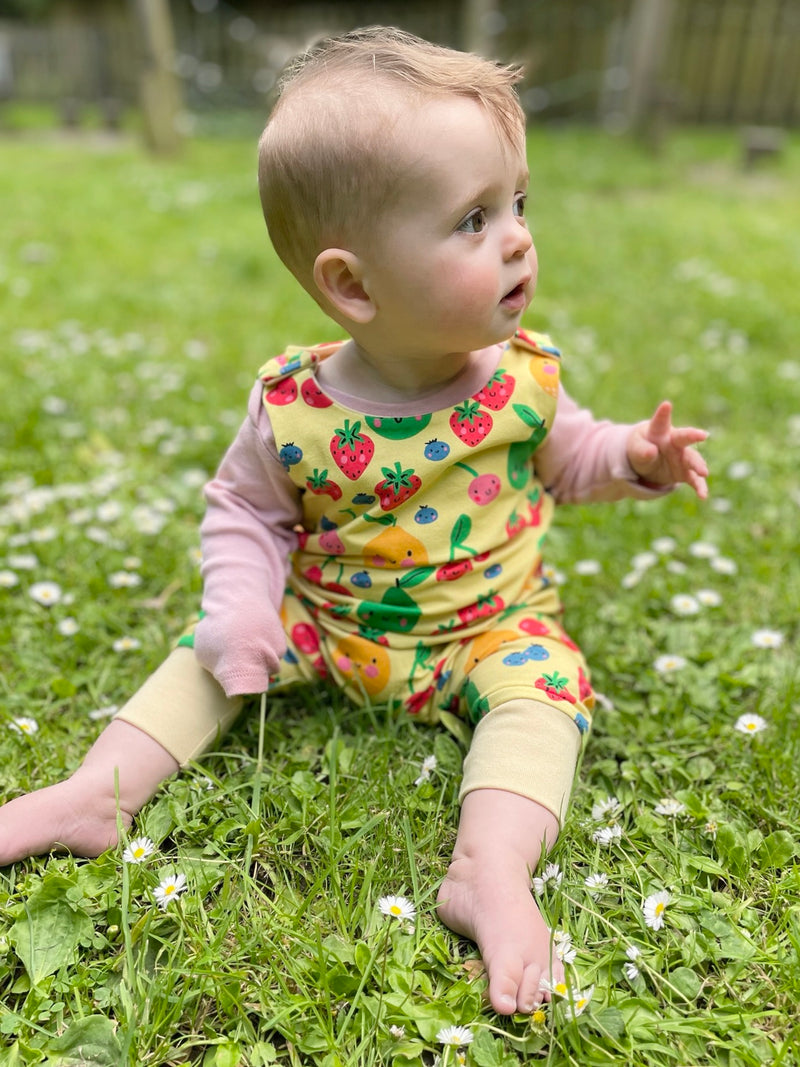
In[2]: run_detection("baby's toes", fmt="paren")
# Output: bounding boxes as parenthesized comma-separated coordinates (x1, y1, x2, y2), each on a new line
(485, 950, 525, 1016)
(516, 962, 544, 1013)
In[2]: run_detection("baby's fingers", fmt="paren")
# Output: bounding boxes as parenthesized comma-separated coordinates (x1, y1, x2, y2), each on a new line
(671, 425, 708, 449)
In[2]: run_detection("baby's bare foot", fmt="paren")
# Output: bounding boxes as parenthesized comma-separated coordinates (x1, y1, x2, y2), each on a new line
(437, 850, 563, 1015)
(0, 777, 129, 864)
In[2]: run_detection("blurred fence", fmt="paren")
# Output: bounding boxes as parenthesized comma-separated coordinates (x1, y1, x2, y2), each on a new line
(0, 0, 798, 128)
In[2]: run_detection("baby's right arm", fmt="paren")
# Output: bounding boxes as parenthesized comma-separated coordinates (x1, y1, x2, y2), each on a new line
(194, 382, 303, 697)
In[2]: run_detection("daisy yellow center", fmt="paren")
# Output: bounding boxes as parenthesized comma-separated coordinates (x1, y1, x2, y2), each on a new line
(164, 884, 176, 895)
(745, 722, 756, 731)
(655, 902, 665, 916)
(389, 904, 402, 915)
(532, 1008, 546, 1025)
(133, 847, 145, 858)
(554, 982, 567, 996)
(576, 997, 587, 1009)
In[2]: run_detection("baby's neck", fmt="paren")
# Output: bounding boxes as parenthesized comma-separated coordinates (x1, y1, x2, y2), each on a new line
(318, 340, 501, 410)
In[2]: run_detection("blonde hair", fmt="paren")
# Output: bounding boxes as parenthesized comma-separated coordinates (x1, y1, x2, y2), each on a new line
(257, 26, 525, 288)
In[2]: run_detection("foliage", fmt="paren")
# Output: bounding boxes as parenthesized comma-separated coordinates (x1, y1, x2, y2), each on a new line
(0, 126, 799, 1064)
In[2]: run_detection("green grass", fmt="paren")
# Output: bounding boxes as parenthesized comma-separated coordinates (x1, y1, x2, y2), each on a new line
(1, 124, 799, 1065)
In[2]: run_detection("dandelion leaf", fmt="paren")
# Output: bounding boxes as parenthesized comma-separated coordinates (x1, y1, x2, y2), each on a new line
(760, 830, 797, 868)
(9, 874, 93, 985)
(469, 1029, 520, 1066)
(40, 1015, 121, 1066)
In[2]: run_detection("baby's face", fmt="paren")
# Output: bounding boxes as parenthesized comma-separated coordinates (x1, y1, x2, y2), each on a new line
(355, 95, 537, 364)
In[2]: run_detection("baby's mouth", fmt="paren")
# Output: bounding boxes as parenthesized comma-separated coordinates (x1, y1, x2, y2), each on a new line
(501, 281, 528, 306)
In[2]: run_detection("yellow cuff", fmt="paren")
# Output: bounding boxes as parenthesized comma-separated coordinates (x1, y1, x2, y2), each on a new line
(459, 699, 582, 825)
(113, 648, 244, 767)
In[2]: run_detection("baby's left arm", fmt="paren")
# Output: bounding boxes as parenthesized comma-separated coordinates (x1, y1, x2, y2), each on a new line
(626, 400, 709, 500)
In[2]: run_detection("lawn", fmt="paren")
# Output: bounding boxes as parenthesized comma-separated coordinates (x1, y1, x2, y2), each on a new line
(0, 123, 799, 1066)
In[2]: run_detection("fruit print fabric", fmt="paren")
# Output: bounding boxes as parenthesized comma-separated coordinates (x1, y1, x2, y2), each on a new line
(260, 329, 564, 652)
(264, 586, 594, 736)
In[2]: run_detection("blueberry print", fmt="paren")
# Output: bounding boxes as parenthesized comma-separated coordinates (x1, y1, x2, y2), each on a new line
(484, 563, 503, 579)
(424, 438, 450, 461)
(351, 570, 372, 588)
(414, 505, 438, 524)
(279, 442, 303, 470)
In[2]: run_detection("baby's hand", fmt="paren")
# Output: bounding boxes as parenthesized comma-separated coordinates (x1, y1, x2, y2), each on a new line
(627, 400, 709, 499)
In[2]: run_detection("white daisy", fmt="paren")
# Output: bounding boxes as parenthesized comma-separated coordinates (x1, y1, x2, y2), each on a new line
(88, 704, 119, 721)
(670, 593, 700, 616)
(710, 556, 737, 575)
(553, 929, 577, 965)
(623, 945, 641, 981)
(562, 985, 594, 1020)
(651, 537, 677, 554)
(8, 553, 38, 570)
(688, 541, 719, 558)
(532, 862, 563, 895)
(539, 975, 569, 996)
(108, 571, 142, 588)
(574, 559, 602, 575)
(751, 629, 783, 649)
(654, 798, 685, 817)
(695, 589, 722, 607)
(29, 581, 63, 606)
(666, 559, 688, 575)
(0, 570, 19, 588)
(153, 872, 187, 910)
(10, 716, 39, 736)
(591, 796, 623, 822)
(621, 571, 642, 589)
(436, 1025, 474, 1047)
(734, 713, 768, 735)
(112, 636, 141, 652)
(122, 836, 156, 864)
(631, 550, 658, 570)
(378, 895, 416, 922)
(388, 1025, 405, 1040)
(584, 872, 609, 896)
(592, 824, 623, 846)
(643, 890, 670, 930)
(414, 754, 437, 786)
(653, 654, 688, 673)
(727, 461, 752, 480)
(57, 617, 79, 636)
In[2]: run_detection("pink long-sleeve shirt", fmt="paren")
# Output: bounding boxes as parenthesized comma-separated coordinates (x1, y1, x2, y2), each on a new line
(195, 341, 668, 696)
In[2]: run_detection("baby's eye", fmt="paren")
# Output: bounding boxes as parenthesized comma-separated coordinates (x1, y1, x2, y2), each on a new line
(513, 193, 527, 218)
(458, 209, 487, 234)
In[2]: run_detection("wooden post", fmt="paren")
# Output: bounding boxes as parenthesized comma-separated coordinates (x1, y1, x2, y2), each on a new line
(129, 0, 183, 154)
(462, 0, 503, 58)
(625, 0, 675, 148)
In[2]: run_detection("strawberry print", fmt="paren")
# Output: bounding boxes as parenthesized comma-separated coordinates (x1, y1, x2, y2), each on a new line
(306, 468, 342, 500)
(374, 462, 422, 510)
(449, 399, 493, 447)
(301, 378, 333, 408)
(474, 369, 515, 410)
(535, 670, 577, 704)
(330, 419, 375, 480)
(456, 591, 505, 627)
(265, 378, 298, 405)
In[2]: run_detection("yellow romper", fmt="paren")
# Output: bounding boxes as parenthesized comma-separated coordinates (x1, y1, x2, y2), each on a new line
(259, 329, 595, 737)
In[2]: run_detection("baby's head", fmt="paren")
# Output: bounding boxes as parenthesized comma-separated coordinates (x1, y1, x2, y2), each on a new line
(257, 26, 525, 294)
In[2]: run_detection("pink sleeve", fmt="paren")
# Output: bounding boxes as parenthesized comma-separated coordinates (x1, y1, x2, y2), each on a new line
(193, 381, 303, 697)
(536, 384, 672, 504)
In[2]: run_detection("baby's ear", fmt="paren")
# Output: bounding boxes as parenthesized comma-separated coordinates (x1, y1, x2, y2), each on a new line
(313, 249, 376, 325)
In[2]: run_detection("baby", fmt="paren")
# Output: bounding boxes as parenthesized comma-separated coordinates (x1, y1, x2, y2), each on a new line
(0, 27, 708, 1016)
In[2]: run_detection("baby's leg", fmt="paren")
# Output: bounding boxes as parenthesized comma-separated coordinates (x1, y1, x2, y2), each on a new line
(436, 700, 581, 1015)
(0, 648, 241, 864)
